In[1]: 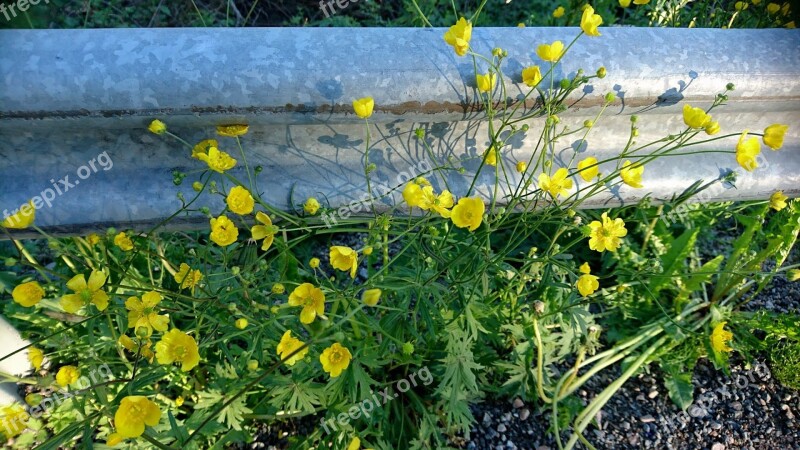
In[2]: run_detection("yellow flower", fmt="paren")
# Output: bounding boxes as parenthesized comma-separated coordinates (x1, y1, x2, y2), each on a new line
(1, 200, 36, 229)
(577, 157, 599, 181)
(476, 73, 496, 93)
(309, 257, 321, 269)
(362, 288, 382, 306)
(450, 197, 485, 232)
(536, 41, 565, 62)
(363, 246, 374, 256)
(114, 232, 134, 251)
(174, 263, 203, 294)
(782, 2, 790, 15)
(576, 263, 600, 297)
(788, 269, 800, 281)
(119, 335, 155, 363)
(633, 0, 650, 4)
(210, 215, 239, 247)
(538, 168, 573, 198)
(276, 330, 309, 366)
(763, 123, 788, 150)
(87, 233, 101, 246)
(710, 322, 734, 353)
(320, 342, 352, 378)
(516, 161, 528, 173)
(588, 212, 628, 252)
(484, 146, 498, 166)
(619, 0, 631, 6)
(216, 124, 249, 137)
(620, 160, 644, 188)
(521, 66, 543, 88)
(113, 396, 161, 439)
(0, 403, 29, 438)
(226, 186, 255, 215)
(56, 365, 80, 387)
(419, 186, 454, 218)
(353, 97, 375, 119)
(251, 211, 276, 251)
(192, 139, 218, 160)
(27, 347, 44, 371)
(735, 1, 748, 10)
(403, 182, 425, 208)
(12, 281, 44, 307)
(235, 318, 248, 329)
(682, 104, 712, 129)
(175, 396, 185, 406)
(770, 191, 788, 211)
(553, 6, 565, 18)
(60, 270, 109, 313)
(288, 283, 326, 324)
(304, 197, 321, 215)
(443, 17, 472, 57)
(767, 2, 780, 13)
(705, 121, 721, 135)
(125, 291, 169, 336)
(155, 329, 200, 371)
(272, 283, 286, 294)
(786, 21, 796, 28)
(580, 5, 603, 37)
(735, 130, 761, 172)
(330, 246, 358, 278)
(148, 119, 166, 135)
(107, 432, 124, 447)
(197, 146, 237, 173)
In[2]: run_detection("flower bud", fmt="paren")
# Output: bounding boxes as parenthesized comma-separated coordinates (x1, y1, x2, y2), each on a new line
(516, 161, 527, 173)
(596, 67, 607, 78)
(247, 360, 259, 371)
(560, 79, 571, 89)
(604, 92, 616, 103)
(521, 124, 530, 132)
(309, 257, 320, 269)
(402, 342, 415, 355)
(192, 181, 203, 192)
(726, 82, 735, 91)
(414, 128, 425, 139)
(235, 318, 248, 329)
(788, 269, 800, 282)
(584, 120, 594, 128)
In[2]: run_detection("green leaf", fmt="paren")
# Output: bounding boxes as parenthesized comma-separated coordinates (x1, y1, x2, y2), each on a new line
(650, 228, 699, 292)
(664, 371, 694, 410)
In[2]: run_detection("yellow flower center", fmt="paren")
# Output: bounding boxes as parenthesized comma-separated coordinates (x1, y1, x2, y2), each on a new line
(174, 345, 187, 359)
(80, 289, 92, 302)
(330, 350, 342, 364)
(600, 228, 611, 237)
(303, 296, 316, 307)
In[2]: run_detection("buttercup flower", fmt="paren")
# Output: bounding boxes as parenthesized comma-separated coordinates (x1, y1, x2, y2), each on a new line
(576, 263, 600, 297)
(577, 157, 599, 181)
(516, 161, 528, 173)
(0, 404, 29, 438)
(443, 17, 472, 57)
(419, 186, 455, 218)
(60, 270, 109, 313)
(320, 343, 352, 378)
(27, 347, 44, 371)
(155, 329, 200, 371)
(304, 197, 320, 215)
(12, 281, 44, 307)
(770, 191, 788, 211)
(710, 322, 734, 353)
(174, 263, 203, 294)
(580, 5, 603, 37)
(216, 124, 249, 137)
(788, 269, 800, 282)
(539, 168, 573, 198)
(536, 41, 565, 62)
(125, 291, 169, 336)
(767, 2, 780, 13)
(1, 200, 36, 229)
(276, 330, 309, 366)
(251, 211, 277, 251)
(348, 437, 361, 450)
(450, 197, 485, 231)
(87, 233, 101, 246)
(619, 0, 631, 6)
(353, 97, 375, 119)
(682, 104, 712, 129)
(113, 396, 161, 439)
(588, 212, 628, 252)
(210, 215, 239, 247)
(226, 186, 254, 215)
(522, 66, 543, 88)
(330, 246, 358, 278)
(309, 257, 321, 269)
(476, 73, 496, 93)
(484, 146, 498, 166)
(272, 283, 286, 294)
(763, 123, 788, 150)
(148, 119, 166, 135)
(114, 232, 134, 251)
(620, 160, 644, 188)
(192, 139, 218, 160)
(288, 283, 326, 324)
(119, 335, 155, 363)
(56, 365, 80, 387)
(553, 6, 565, 17)
(735, 130, 761, 172)
(196, 146, 237, 173)
(363, 246, 374, 256)
(235, 318, 248, 329)
(362, 288, 382, 306)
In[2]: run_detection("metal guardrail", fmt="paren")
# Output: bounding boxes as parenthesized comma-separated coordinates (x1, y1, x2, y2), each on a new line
(0, 27, 798, 238)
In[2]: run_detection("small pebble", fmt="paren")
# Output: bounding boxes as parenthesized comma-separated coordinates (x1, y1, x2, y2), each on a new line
(640, 415, 656, 423)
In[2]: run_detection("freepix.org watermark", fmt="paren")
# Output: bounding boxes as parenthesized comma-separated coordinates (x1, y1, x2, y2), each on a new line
(0, 0, 49, 22)
(2, 364, 113, 436)
(319, 365, 433, 434)
(318, 0, 360, 18)
(2, 151, 113, 227)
